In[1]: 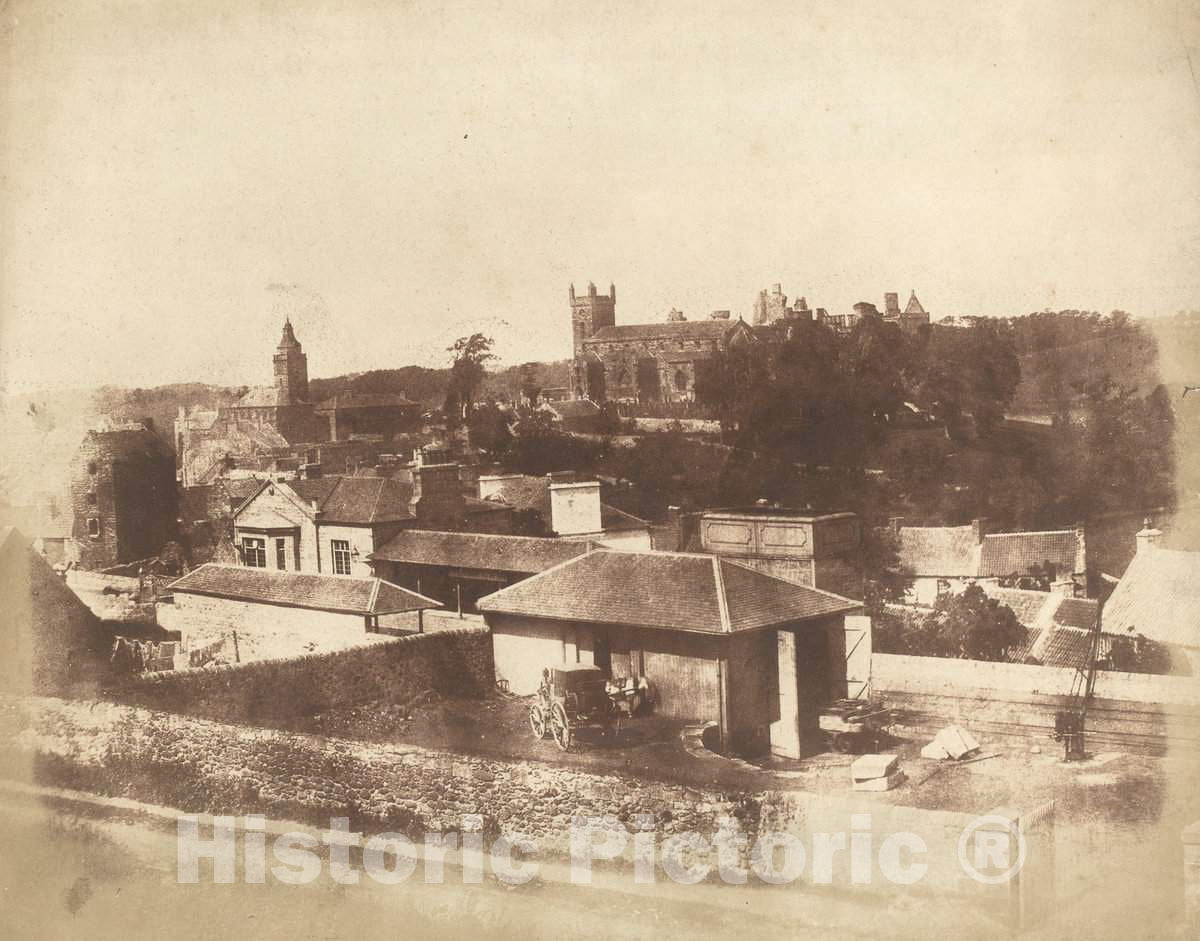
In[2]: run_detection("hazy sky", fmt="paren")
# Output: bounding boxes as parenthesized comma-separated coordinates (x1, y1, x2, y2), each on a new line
(2, 0, 1199, 393)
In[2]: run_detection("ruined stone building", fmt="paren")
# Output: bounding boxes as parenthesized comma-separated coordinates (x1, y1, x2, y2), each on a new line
(71, 423, 177, 570)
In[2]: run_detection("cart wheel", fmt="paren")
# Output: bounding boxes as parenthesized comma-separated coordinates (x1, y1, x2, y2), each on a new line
(551, 703, 572, 751)
(529, 704, 547, 739)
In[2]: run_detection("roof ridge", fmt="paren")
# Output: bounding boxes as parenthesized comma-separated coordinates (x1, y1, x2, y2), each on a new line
(368, 476, 386, 523)
(985, 529, 1075, 538)
(712, 556, 731, 632)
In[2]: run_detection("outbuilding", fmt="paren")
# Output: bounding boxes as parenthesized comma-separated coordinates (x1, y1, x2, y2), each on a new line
(163, 563, 441, 639)
(477, 549, 864, 757)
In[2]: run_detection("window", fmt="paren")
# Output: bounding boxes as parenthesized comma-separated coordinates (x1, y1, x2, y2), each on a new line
(87, 461, 98, 476)
(86, 492, 97, 506)
(275, 538, 287, 570)
(331, 539, 352, 575)
(87, 518, 100, 538)
(674, 368, 689, 391)
(242, 537, 266, 568)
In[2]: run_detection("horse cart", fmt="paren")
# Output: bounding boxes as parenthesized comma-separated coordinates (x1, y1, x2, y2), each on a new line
(529, 663, 621, 751)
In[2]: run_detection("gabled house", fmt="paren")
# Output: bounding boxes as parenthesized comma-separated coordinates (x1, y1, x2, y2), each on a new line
(894, 518, 1087, 604)
(1102, 526, 1200, 673)
(232, 465, 514, 577)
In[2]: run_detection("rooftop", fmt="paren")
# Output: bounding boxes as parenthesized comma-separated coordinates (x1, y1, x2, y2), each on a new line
(477, 549, 859, 633)
(1103, 545, 1200, 647)
(369, 529, 592, 574)
(586, 320, 736, 343)
(314, 392, 419, 411)
(896, 525, 980, 577)
(978, 529, 1084, 578)
(168, 563, 440, 615)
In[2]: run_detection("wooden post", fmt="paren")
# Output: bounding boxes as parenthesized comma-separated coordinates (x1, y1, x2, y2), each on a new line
(418, 609, 424, 634)
(232, 630, 240, 663)
(456, 581, 462, 618)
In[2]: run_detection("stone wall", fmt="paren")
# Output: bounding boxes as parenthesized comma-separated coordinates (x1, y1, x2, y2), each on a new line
(874, 653, 1200, 754)
(0, 694, 1022, 899)
(117, 628, 493, 724)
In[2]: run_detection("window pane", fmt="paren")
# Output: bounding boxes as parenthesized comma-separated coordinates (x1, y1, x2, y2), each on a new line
(275, 538, 287, 570)
(332, 539, 351, 575)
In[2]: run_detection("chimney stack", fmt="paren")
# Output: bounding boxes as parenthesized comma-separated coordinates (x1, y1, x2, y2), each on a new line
(550, 480, 602, 536)
(1135, 518, 1163, 554)
(971, 518, 989, 543)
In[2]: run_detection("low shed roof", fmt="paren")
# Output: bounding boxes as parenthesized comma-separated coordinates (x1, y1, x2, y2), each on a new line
(167, 564, 441, 615)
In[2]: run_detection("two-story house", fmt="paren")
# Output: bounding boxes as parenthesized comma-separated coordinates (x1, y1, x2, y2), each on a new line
(232, 464, 511, 577)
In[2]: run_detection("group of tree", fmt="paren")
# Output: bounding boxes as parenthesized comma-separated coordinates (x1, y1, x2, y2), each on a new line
(695, 315, 1022, 463)
(873, 584, 1028, 662)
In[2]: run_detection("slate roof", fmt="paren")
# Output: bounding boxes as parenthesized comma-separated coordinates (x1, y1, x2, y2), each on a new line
(477, 550, 859, 633)
(232, 386, 295, 408)
(896, 526, 980, 577)
(481, 475, 647, 533)
(586, 321, 734, 343)
(1103, 546, 1200, 647)
(545, 399, 601, 420)
(314, 392, 418, 412)
(285, 477, 416, 524)
(370, 530, 592, 574)
(168, 563, 440, 615)
(978, 530, 1083, 578)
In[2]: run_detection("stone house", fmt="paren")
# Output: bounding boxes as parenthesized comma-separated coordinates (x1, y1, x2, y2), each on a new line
(478, 548, 864, 757)
(71, 422, 177, 571)
(895, 519, 1087, 604)
(1102, 525, 1200, 674)
(232, 467, 512, 578)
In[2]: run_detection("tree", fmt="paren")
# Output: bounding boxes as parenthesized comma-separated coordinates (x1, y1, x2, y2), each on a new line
(518, 362, 542, 405)
(446, 334, 496, 420)
(917, 584, 1027, 661)
(467, 402, 513, 455)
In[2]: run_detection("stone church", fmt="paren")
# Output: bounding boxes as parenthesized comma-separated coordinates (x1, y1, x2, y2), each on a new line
(569, 281, 930, 404)
(569, 283, 755, 404)
(175, 321, 419, 485)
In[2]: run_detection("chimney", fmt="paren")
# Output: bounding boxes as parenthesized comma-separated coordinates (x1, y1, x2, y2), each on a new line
(310, 498, 322, 519)
(1051, 577, 1079, 598)
(971, 518, 989, 543)
(550, 481, 602, 536)
(478, 473, 522, 500)
(1136, 518, 1163, 554)
(666, 505, 681, 523)
(709, 310, 731, 320)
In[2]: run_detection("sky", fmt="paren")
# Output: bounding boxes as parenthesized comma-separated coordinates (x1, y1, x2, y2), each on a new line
(2, 0, 1199, 393)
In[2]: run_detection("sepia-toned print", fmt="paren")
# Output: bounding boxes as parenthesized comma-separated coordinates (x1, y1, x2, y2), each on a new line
(2, 1, 1199, 938)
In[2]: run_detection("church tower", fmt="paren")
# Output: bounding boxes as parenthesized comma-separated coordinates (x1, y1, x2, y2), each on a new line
(273, 319, 309, 404)
(569, 281, 616, 358)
